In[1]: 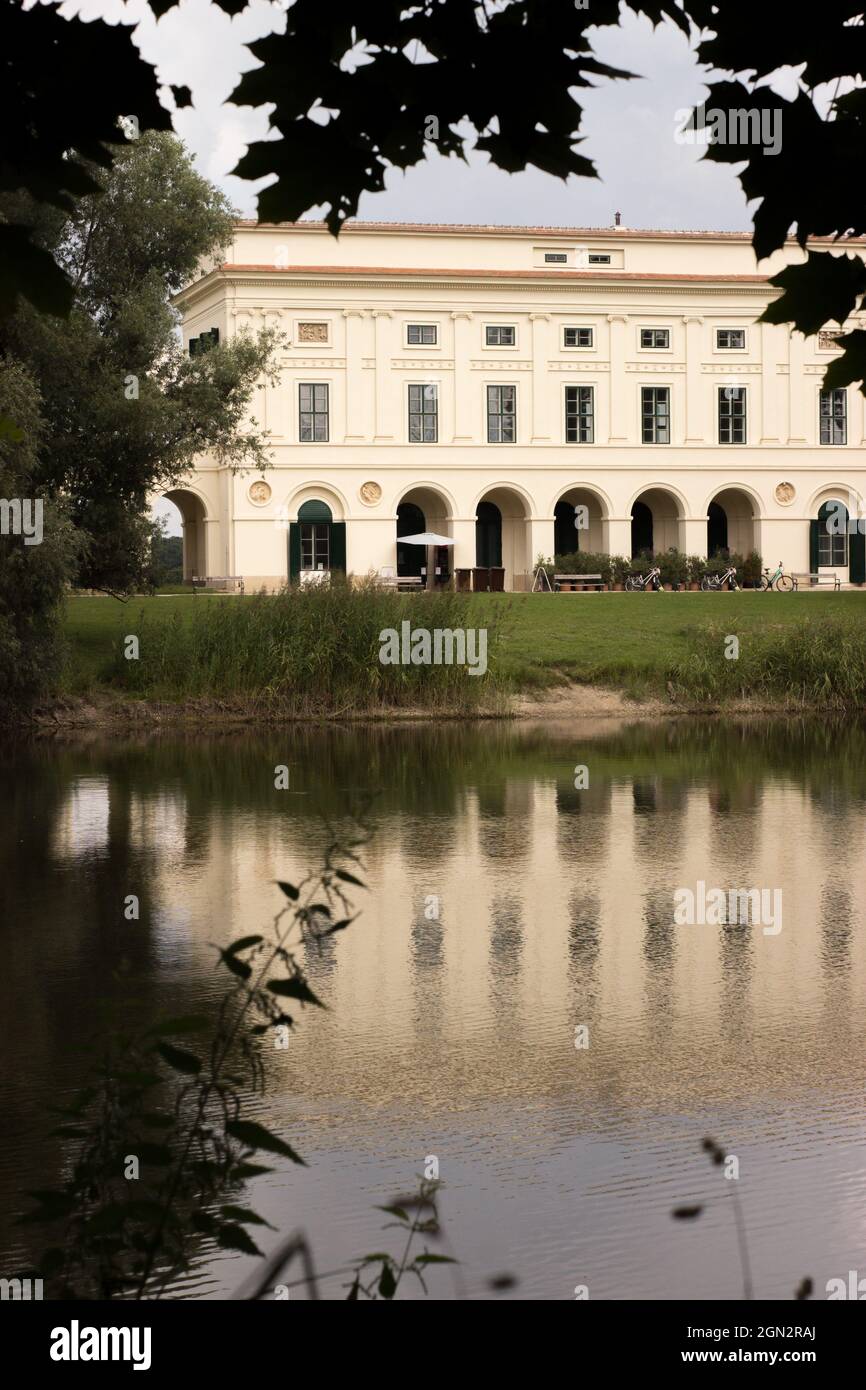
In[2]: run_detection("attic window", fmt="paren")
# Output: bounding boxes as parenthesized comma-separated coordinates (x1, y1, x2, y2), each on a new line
(544, 252, 568, 264)
(588, 253, 611, 265)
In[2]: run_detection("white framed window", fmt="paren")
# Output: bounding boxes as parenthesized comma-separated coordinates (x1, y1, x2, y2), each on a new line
(565, 385, 594, 443)
(406, 323, 438, 347)
(820, 388, 847, 445)
(408, 384, 438, 442)
(718, 386, 747, 444)
(563, 326, 593, 349)
(485, 325, 516, 348)
(299, 383, 329, 442)
(716, 328, 746, 350)
(639, 328, 670, 350)
(487, 384, 516, 442)
(641, 386, 670, 443)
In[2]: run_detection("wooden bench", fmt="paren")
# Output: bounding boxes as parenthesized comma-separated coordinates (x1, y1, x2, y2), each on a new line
(792, 572, 841, 591)
(554, 573, 605, 592)
(192, 575, 245, 594)
(396, 575, 424, 591)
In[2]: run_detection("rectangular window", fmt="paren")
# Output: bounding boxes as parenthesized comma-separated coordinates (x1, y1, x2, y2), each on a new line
(588, 253, 611, 265)
(818, 525, 847, 567)
(544, 252, 568, 264)
(641, 387, 670, 444)
(718, 386, 746, 444)
(487, 384, 516, 442)
(486, 325, 516, 347)
(300, 523, 329, 571)
(565, 385, 594, 444)
(407, 324, 437, 346)
(640, 328, 670, 349)
(820, 388, 847, 445)
(408, 384, 438, 442)
(563, 326, 593, 348)
(716, 328, 745, 349)
(299, 383, 329, 442)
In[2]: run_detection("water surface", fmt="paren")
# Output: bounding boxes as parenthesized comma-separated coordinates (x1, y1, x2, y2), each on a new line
(2, 718, 865, 1300)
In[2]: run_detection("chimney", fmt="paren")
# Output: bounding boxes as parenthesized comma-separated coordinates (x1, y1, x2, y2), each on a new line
(614, 211, 622, 228)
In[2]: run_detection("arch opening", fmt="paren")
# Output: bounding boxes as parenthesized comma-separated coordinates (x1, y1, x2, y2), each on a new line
(630, 488, 683, 559)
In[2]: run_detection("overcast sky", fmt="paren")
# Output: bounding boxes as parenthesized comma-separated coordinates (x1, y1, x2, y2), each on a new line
(64, 0, 761, 230)
(61, 0, 774, 536)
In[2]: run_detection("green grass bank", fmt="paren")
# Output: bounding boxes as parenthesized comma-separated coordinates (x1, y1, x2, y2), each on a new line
(56, 586, 866, 716)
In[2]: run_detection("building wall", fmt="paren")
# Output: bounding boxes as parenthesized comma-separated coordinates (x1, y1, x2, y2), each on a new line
(169, 223, 866, 590)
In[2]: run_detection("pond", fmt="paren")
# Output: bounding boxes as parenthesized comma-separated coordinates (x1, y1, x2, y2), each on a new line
(2, 717, 865, 1300)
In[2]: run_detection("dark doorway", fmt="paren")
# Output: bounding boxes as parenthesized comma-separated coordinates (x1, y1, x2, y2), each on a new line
(707, 502, 728, 557)
(631, 501, 653, 557)
(476, 501, 502, 567)
(397, 502, 425, 578)
(554, 499, 578, 558)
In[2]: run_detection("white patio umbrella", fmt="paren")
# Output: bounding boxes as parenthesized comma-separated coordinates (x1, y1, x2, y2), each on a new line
(396, 532, 454, 546)
(397, 532, 454, 589)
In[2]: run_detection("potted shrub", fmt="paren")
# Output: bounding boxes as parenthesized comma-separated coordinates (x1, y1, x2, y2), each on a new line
(741, 549, 762, 589)
(686, 556, 703, 590)
(610, 556, 628, 590)
(659, 548, 689, 591)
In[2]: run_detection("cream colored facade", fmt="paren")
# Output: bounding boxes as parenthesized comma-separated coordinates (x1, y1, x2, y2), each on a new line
(169, 221, 866, 589)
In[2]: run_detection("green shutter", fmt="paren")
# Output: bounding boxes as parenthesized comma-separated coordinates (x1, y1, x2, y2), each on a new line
(298, 499, 332, 523)
(809, 519, 819, 573)
(288, 523, 301, 582)
(850, 527, 865, 584)
(330, 522, 346, 574)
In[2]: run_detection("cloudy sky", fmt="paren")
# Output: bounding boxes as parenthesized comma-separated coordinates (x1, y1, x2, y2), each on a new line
(63, 0, 761, 231)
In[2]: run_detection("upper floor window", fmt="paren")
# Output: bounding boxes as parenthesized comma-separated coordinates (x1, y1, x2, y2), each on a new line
(487, 384, 516, 442)
(189, 328, 219, 356)
(299, 383, 329, 442)
(718, 386, 746, 444)
(408, 384, 438, 442)
(486, 325, 516, 347)
(563, 326, 593, 348)
(588, 253, 611, 265)
(565, 385, 594, 444)
(407, 324, 437, 346)
(716, 328, 745, 350)
(820, 388, 847, 445)
(641, 387, 670, 443)
(544, 252, 568, 264)
(640, 328, 670, 350)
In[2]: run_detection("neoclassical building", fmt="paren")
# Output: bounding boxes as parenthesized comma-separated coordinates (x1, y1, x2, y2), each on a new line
(168, 220, 866, 589)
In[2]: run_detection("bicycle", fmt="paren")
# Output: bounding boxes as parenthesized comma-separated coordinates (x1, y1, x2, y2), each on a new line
(625, 566, 662, 592)
(700, 566, 739, 591)
(756, 560, 793, 592)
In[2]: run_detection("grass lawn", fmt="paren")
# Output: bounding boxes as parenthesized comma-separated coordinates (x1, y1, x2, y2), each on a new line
(60, 589, 866, 702)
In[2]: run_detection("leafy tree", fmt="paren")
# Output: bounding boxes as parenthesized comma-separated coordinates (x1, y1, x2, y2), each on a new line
(0, 360, 78, 708)
(0, 133, 279, 593)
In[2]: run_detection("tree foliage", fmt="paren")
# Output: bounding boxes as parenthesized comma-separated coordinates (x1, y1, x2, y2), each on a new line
(0, 133, 279, 593)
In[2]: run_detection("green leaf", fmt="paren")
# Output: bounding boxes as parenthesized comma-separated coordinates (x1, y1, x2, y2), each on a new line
(672, 1205, 703, 1220)
(217, 1222, 263, 1256)
(225, 935, 263, 956)
(276, 881, 299, 900)
(218, 950, 252, 980)
(219, 1205, 274, 1228)
(378, 1262, 397, 1300)
(414, 1254, 457, 1265)
(266, 977, 325, 1008)
(233, 1163, 274, 1179)
(375, 1205, 409, 1222)
(156, 1042, 202, 1075)
(226, 1120, 305, 1165)
(335, 869, 365, 888)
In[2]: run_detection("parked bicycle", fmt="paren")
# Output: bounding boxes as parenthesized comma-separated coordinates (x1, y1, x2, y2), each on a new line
(756, 560, 793, 592)
(700, 566, 739, 591)
(625, 566, 662, 592)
